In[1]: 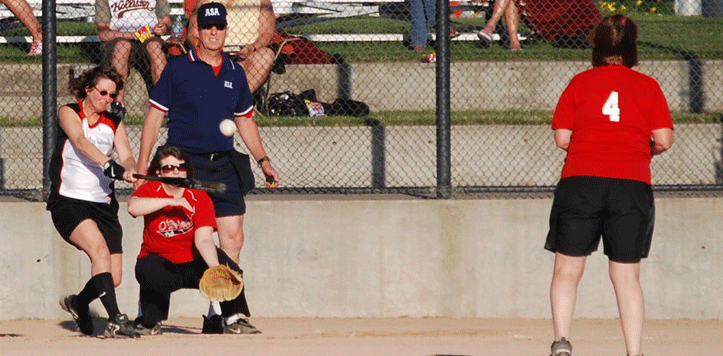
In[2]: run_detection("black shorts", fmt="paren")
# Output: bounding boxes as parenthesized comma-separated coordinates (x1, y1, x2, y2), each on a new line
(46, 194, 123, 253)
(545, 176, 655, 263)
(188, 152, 246, 217)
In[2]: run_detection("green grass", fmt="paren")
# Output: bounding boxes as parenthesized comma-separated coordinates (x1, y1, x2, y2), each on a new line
(0, 21, 100, 63)
(283, 14, 723, 62)
(4, 110, 718, 127)
(251, 110, 721, 126)
(1, 13, 722, 62)
(1, 11, 720, 128)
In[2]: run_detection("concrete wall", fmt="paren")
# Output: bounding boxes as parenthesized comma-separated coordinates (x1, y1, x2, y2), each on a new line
(267, 60, 723, 113)
(1, 196, 721, 321)
(1, 60, 722, 119)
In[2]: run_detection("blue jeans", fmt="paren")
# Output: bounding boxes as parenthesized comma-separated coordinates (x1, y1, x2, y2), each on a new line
(409, 0, 436, 47)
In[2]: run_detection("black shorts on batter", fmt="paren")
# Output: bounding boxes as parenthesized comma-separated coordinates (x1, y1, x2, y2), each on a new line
(188, 152, 246, 217)
(46, 193, 123, 253)
(545, 176, 655, 263)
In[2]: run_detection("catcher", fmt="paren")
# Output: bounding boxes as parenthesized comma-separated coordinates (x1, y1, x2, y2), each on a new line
(128, 146, 261, 335)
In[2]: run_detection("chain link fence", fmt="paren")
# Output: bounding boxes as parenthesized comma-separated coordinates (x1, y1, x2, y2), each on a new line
(1, 0, 722, 200)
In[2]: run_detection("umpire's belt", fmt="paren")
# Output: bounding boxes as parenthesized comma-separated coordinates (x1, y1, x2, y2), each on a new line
(192, 151, 231, 161)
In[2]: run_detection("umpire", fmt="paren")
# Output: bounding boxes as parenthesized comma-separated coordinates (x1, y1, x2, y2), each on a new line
(136, 2, 279, 333)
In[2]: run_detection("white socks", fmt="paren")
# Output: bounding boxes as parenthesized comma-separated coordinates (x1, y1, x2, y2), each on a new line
(224, 313, 241, 326)
(207, 301, 221, 317)
(208, 301, 243, 326)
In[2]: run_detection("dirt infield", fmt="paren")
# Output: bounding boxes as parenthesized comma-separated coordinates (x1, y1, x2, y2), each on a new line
(1, 317, 721, 355)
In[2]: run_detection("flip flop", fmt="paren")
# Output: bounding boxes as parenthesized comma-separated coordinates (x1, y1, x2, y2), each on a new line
(477, 30, 493, 44)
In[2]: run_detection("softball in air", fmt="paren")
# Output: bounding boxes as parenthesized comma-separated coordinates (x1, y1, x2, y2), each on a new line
(219, 119, 236, 137)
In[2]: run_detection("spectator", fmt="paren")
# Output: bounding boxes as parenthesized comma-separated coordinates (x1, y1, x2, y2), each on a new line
(407, 0, 460, 51)
(95, 0, 172, 118)
(517, 0, 601, 48)
(129, 146, 259, 335)
(476, 0, 521, 50)
(476, 0, 600, 50)
(185, 0, 276, 94)
(1, 0, 43, 55)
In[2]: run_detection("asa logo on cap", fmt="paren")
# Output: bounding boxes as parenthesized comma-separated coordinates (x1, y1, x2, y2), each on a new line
(205, 7, 221, 16)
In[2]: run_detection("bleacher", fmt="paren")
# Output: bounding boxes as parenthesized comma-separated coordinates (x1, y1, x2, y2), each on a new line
(0, 0, 484, 44)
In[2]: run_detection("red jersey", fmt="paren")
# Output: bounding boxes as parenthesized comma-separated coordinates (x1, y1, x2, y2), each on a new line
(133, 181, 217, 264)
(552, 65, 674, 184)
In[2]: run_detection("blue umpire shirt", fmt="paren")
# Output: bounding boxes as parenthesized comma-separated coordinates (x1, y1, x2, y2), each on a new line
(149, 48, 254, 154)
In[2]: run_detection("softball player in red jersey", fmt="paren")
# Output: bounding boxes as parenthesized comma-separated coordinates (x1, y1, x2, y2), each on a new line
(129, 146, 254, 335)
(545, 15, 674, 356)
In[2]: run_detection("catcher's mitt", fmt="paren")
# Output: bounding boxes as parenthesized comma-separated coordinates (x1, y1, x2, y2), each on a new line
(199, 264, 244, 301)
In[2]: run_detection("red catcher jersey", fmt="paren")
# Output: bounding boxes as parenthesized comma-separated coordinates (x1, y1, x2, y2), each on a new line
(552, 65, 674, 184)
(134, 181, 217, 264)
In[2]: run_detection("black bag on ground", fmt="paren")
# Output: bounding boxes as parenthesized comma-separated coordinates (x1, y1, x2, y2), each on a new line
(298, 89, 318, 102)
(327, 98, 370, 117)
(230, 149, 255, 196)
(268, 90, 369, 117)
(268, 91, 308, 116)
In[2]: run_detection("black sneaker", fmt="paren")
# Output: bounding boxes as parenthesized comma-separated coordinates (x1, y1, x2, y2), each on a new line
(109, 101, 126, 119)
(133, 320, 162, 335)
(103, 313, 140, 339)
(201, 314, 224, 334)
(59, 294, 94, 335)
(223, 316, 261, 334)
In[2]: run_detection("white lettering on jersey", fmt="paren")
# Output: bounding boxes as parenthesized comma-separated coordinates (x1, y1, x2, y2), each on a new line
(224, 81, 233, 89)
(157, 218, 194, 238)
(603, 91, 620, 122)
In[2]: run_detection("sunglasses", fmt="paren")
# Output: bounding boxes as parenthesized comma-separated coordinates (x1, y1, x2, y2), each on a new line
(160, 163, 188, 173)
(94, 87, 118, 99)
(201, 24, 226, 30)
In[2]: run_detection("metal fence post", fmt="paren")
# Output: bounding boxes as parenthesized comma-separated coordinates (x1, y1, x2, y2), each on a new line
(42, 0, 57, 201)
(436, 0, 451, 199)
(370, 120, 386, 190)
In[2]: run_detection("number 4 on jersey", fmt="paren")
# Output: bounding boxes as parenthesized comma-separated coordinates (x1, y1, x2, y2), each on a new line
(603, 91, 620, 122)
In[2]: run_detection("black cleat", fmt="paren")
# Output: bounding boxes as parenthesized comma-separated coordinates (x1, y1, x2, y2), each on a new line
(60, 294, 94, 335)
(133, 318, 162, 335)
(201, 314, 224, 334)
(223, 317, 262, 334)
(103, 314, 140, 339)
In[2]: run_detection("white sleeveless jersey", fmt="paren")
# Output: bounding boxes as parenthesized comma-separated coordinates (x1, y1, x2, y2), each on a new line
(108, 0, 160, 32)
(49, 103, 121, 204)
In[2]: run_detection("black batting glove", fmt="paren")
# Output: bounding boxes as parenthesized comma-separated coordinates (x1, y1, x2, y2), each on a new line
(103, 159, 125, 180)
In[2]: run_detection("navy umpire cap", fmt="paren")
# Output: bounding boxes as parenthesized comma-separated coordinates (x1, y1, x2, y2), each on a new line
(197, 2, 227, 28)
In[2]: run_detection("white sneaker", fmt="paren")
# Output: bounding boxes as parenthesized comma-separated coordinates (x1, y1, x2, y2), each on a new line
(28, 40, 42, 56)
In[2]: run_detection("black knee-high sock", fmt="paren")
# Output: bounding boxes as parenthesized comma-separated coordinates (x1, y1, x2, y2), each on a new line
(79, 273, 120, 319)
(77, 277, 100, 312)
(95, 273, 121, 319)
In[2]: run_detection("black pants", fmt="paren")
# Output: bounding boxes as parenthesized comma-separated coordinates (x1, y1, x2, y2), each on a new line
(135, 249, 250, 326)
